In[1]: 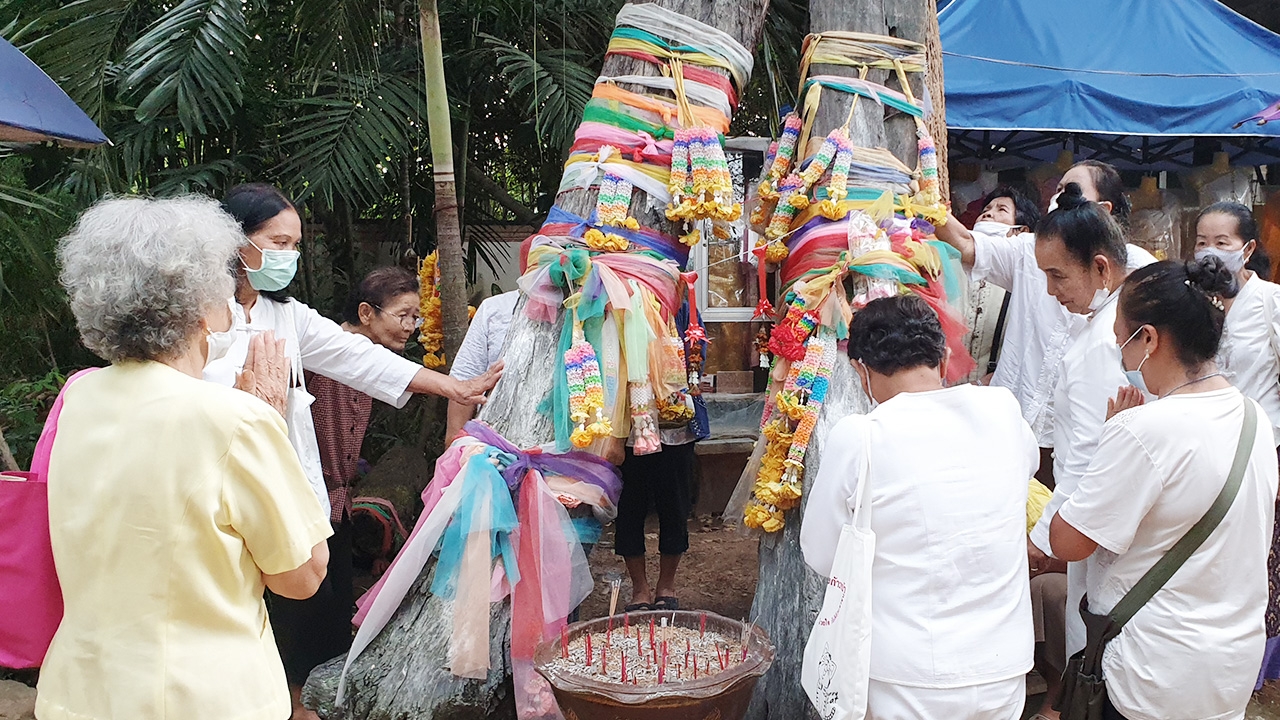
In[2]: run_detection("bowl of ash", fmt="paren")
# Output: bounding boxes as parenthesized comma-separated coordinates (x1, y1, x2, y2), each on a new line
(534, 609, 774, 720)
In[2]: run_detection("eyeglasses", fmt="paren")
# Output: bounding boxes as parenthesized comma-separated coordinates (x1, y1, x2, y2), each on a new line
(372, 304, 423, 329)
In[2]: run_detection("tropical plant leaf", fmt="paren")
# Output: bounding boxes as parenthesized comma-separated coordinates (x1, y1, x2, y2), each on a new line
(289, 0, 379, 80)
(151, 157, 250, 196)
(118, 0, 248, 135)
(275, 71, 423, 208)
(480, 34, 595, 152)
(18, 0, 138, 124)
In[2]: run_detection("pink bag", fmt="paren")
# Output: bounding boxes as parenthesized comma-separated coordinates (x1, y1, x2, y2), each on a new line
(0, 368, 95, 668)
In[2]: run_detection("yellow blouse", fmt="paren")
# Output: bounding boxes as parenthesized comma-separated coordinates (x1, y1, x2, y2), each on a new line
(36, 361, 331, 720)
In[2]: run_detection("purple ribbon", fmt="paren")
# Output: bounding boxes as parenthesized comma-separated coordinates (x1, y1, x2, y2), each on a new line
(462, 420, 623, 505)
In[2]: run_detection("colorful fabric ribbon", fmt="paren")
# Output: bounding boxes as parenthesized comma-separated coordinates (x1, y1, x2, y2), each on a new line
(341, 425, 619, 719)
(611, 4, 754, 90)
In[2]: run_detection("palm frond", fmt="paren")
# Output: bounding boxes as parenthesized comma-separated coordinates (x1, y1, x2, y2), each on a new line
(18, 0, 138, 124)
(275, 71, 423, 208)
(151, 157, 250, 196)
(289, 0, 379, 80)
(480, 34, 594, 152)
(118, 0, 247, 135)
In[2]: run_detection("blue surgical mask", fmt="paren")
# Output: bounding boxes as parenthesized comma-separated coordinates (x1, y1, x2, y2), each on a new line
(244, 241, 299, 292)
(1119, 326, 1149, 394)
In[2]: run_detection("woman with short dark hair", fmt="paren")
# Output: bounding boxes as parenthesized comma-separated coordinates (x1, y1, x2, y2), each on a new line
(801, 294, 1038, 719)
(1050, 256, 1275, 720)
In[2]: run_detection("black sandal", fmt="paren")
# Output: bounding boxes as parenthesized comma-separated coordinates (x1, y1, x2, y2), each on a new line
(653, 596, 680, 611)
(623, 602, 654, 612)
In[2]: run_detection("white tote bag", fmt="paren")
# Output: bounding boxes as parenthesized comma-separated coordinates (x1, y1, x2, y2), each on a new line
(801, 422, 874, 720)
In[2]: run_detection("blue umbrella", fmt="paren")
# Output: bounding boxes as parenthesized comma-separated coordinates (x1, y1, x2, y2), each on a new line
(0, 36, 108, 147)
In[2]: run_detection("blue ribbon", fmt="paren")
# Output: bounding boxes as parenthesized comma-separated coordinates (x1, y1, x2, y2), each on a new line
(430, 448, 521, 598)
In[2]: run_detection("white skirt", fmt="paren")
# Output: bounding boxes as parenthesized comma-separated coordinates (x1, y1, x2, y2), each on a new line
(867, 675, 1025, 720)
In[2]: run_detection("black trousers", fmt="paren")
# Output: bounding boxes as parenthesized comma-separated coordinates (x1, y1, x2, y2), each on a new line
(614, 443, 694, 558)
(267, 517, 354, 685)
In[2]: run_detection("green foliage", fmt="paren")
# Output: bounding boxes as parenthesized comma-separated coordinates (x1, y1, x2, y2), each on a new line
(0, 370, 65, 468)
(119, 0, 249, 134)
(0, 0, 800, 457)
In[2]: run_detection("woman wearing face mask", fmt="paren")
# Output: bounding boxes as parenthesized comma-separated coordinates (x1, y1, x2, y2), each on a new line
(935, 168, 1153, 490)
(1190, 202, 1280, 687)
(268, 267, 422, 711)
(38, 196, 331, 720)
(1049, 256, 1274, 720)
(204, 184, 501, 718)
(205, 184, 501, 514)
(1026, 183, 1138, 665)
(801, 294, 1039, 719)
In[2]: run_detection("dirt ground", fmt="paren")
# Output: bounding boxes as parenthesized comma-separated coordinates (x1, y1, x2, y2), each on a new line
(578, 514, 759, 620)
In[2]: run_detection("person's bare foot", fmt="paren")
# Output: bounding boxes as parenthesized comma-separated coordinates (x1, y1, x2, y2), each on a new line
(627, 588, 655, 608)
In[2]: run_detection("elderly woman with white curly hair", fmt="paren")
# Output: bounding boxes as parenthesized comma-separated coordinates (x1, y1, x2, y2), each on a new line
(36, 195, 331, 720)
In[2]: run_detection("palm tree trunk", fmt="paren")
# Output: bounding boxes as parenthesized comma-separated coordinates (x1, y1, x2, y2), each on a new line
(418, 0, 467, 362)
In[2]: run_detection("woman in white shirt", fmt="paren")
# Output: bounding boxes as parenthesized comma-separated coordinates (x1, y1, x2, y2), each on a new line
(1026, 184, 1137, 664)
(935, 163, 1155, 480)
(206, 183, 501, 719)
(1050, 256, 1276, 720)
(802, 294, 1038, 720)
(1193, 202, 1280, 686)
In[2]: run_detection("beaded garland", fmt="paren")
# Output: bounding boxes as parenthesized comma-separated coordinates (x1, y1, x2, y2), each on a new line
(666, 126, 740, 225)
(739, 31, 963, 533)
(565, 325, 612, 449)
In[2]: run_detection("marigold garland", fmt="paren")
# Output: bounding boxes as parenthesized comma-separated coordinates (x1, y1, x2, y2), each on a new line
(742, 327, 837, 532)
(418, 250, 445, 368)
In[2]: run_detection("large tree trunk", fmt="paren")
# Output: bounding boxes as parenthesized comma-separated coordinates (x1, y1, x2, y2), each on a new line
(306, 3, 770, 718)
(744, 3, 937, 720)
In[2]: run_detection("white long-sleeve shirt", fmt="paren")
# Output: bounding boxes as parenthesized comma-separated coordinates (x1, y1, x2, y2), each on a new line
(1218, 274, 1280, 446)
(971, 231, 1155, 447)
(204, 296, 422, 513)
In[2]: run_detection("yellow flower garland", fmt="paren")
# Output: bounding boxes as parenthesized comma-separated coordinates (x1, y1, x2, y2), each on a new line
(418, 251, 446, 368)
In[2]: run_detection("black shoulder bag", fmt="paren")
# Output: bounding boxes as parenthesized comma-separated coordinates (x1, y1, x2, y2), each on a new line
(1056, 399, 1258, 720)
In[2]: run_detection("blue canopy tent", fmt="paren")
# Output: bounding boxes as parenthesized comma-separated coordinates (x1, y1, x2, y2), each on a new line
(938, 0, 1280, 169)
(0, 37, 107, 147)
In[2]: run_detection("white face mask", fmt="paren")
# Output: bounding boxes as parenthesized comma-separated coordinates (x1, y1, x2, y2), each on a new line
(1195, 246, 1248, 274)
(973, 220, 1020, 238)
(1047, 193, 1060, 213)
(205, 301, 241, 367)
(1087, 286, 1111, 313)
(857, 360, 879, 410)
